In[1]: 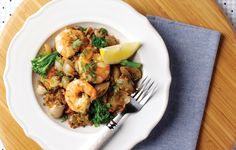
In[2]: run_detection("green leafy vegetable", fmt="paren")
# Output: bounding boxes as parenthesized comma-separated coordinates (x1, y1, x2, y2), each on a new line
(112, 84, 120, 93)
(99, 28, 108, 35)
(61, 114, 68, 122)
(80, 49, 88, 57)
(72, 39, 82, 49)
(89, 98, 113, 127)
(120, 60, 142, 68)
(78, 26, 87, 32)
(31, 51, 59, 77)
(92, 36, 107, 48)
(56, 71, 64, 77)
(81, 61, 97, 80)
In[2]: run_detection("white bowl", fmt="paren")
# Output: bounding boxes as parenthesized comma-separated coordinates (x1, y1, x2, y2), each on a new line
(4, 0, 171, 149)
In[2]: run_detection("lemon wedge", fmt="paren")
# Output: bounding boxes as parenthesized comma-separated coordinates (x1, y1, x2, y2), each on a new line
(100, 42, 141, 64)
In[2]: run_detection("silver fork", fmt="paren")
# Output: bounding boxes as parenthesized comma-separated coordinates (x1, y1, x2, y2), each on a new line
(84, 77, 157, 150)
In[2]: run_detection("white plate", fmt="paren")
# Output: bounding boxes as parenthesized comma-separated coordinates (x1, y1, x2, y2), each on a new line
(4, 0, 171, 149)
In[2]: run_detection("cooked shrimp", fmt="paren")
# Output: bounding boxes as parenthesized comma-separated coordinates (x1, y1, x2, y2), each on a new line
(33, 26, 142, 128)
(65, 79, 97, 113)
(55, 28, 85, 58)
(75, 48, 110, 84)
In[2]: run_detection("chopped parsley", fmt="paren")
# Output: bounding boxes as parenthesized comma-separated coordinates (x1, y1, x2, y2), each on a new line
(80, 49, 88, 57)
(99, 28, 108, 35)
(78, 26, 87, 32)
(61, 114, 68, 122)
(92, 36, 107, 48)
(89, 98, 113, 127)
(81, 61, 97, 80)
(112, 84, 120, 93)
(56, 71, 64, 77)
(72, 39, 82, 49)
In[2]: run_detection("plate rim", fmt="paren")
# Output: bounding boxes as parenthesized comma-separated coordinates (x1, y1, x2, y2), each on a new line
(3, 0, 172, 149)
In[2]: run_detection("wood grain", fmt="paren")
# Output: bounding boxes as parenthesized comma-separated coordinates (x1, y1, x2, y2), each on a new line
(0, 0, 235, 149)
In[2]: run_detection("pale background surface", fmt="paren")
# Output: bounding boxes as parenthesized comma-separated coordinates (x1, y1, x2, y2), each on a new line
(1, 0, 236, 31)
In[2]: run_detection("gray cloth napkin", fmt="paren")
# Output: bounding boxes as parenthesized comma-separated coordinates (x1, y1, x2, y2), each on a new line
(133, 16, 221, 150)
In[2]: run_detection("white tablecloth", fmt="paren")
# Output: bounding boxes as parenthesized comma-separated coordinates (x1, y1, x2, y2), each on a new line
(0, 0, 22, 31)
(217, 0, 236, 26)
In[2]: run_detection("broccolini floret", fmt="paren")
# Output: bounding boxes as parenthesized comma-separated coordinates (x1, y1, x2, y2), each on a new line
(89, 98, 113, 127)
(31, 51, 59, 77)
(120, 59, 142, 68)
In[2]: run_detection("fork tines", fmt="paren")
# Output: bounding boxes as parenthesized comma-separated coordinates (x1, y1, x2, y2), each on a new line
(131, 76, 157, 105)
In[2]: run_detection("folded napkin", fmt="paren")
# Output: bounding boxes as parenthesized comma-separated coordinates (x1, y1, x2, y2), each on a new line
(133, 16, 221, 150)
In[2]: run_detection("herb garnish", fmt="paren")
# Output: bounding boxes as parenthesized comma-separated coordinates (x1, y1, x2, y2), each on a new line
(72, 39, 82, 49)
(82, 62, 97, 80)
(61, 114, 68, 122)
(78, 26, 87, 32)
(56, 71, 64, 77)
(99, 28, 108, 35)
(92, 36, 107, 48)
(112, 84, 120, 93)
(80, 49, 88, 57)
(89, 98, 113, 127)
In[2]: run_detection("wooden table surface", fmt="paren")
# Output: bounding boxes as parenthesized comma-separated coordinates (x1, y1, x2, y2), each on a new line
(0, 0, 236, 149)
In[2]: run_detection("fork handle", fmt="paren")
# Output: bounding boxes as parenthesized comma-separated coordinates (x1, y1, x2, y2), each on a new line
(84, 113, 123, 150)
(86, 126, 114, 150)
